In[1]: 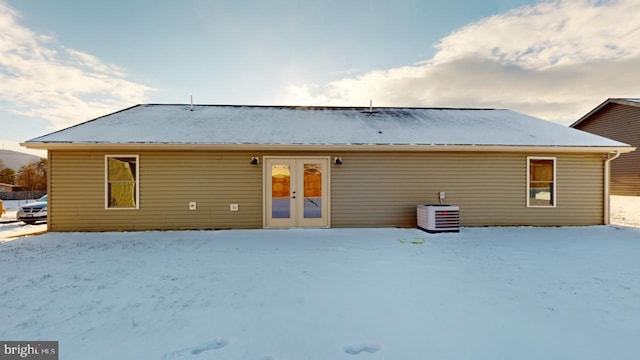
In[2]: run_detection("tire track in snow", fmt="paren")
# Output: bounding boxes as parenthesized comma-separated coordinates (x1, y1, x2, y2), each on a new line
(161, 338, 229, 359)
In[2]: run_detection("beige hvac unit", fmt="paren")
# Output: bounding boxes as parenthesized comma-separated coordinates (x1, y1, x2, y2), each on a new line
(417, 204, 460, 233)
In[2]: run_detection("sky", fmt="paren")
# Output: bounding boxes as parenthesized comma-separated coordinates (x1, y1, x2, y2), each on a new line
(1, 0, 639, 157)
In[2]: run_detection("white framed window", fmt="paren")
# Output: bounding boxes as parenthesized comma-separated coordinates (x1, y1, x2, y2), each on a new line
(527, 156, 556, 207)
(105, 155, 139, 209)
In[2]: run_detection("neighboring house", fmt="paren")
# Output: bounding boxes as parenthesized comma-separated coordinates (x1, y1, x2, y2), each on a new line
(22, 104, 633, 232)
(571, 98, 640, 196)
(0, 183, 14, 192)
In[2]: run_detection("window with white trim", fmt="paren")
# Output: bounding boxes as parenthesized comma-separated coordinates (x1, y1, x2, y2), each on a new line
(527, 157, 555, 207)
(106, 155, 139, 209)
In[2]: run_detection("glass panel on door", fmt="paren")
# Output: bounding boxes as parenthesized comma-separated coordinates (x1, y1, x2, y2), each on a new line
(265, 157, 328, 228)
(271, 164, 291, 218)
(303, 164, 322, 218)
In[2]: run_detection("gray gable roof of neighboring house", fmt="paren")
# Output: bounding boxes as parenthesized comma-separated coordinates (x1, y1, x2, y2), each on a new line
(571, 98, 640, 128)
(24, 104, 631, 150)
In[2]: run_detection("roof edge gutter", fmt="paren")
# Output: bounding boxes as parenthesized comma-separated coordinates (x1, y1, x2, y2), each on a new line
(20, 142, 636, 154)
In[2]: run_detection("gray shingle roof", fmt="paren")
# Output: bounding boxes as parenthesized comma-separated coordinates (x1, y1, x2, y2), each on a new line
(26, 104, 630, 148)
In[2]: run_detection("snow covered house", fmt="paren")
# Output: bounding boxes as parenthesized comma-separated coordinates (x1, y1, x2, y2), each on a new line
(571, 98, 640, 196)
(22, 104, 634, 232)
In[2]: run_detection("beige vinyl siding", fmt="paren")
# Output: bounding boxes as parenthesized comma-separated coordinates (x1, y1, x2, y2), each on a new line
(574, 103, 640, 195)
(50, 151, 263, 232)
(330, 152, 604, 227)
(49, 149, 605, 231)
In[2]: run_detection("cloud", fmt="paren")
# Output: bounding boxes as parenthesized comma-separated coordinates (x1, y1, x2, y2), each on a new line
(0, 1, 155, 130)
(282, 0, 640, 122)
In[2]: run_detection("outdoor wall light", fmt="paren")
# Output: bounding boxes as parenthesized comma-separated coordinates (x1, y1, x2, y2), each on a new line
(334, 157, 343, 165)
(250, 157, 260, 165)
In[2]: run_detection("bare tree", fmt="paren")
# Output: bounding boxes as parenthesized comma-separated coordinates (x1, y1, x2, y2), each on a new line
(0, 167, 16, 184)
(16, 158, 47, 191)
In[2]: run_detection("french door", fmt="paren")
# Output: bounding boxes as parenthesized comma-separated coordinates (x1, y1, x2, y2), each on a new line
(265, 157, 329, 228)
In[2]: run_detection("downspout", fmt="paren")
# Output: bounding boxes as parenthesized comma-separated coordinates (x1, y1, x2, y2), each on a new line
(603, 151, 621, 225)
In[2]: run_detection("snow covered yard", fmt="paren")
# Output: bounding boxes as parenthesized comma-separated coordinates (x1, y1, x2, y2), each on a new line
(1, 227, 639, 360)
(611, 195, 640, 227)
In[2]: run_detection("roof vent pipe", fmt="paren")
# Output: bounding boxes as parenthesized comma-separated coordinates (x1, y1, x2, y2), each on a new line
(369, 100, 372, 113)
(190, 95, 194, 111)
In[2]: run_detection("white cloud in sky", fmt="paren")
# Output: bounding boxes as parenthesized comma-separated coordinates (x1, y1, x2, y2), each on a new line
(282, 0, 640, 122)
(0, 1, 154, 131)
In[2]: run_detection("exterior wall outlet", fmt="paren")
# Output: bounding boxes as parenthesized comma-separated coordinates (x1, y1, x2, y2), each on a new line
(230, 204, 239, 212)
(439, 192, 446, 200)
(189, 202, 197, 210)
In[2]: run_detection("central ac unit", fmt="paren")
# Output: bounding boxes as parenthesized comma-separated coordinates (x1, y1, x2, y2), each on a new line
(417, 204, 460, 233)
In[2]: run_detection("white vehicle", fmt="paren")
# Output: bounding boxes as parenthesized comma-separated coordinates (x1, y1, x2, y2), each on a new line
(17, 195, 48, 225)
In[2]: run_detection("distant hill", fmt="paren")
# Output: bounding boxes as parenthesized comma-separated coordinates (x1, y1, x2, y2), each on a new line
(0, 150, 43, 170)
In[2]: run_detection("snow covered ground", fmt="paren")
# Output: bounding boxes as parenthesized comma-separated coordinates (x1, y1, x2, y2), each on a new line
(1, 225, 639, 359)
(611, 195, 640, 227)
(0, 196, 638, 359)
